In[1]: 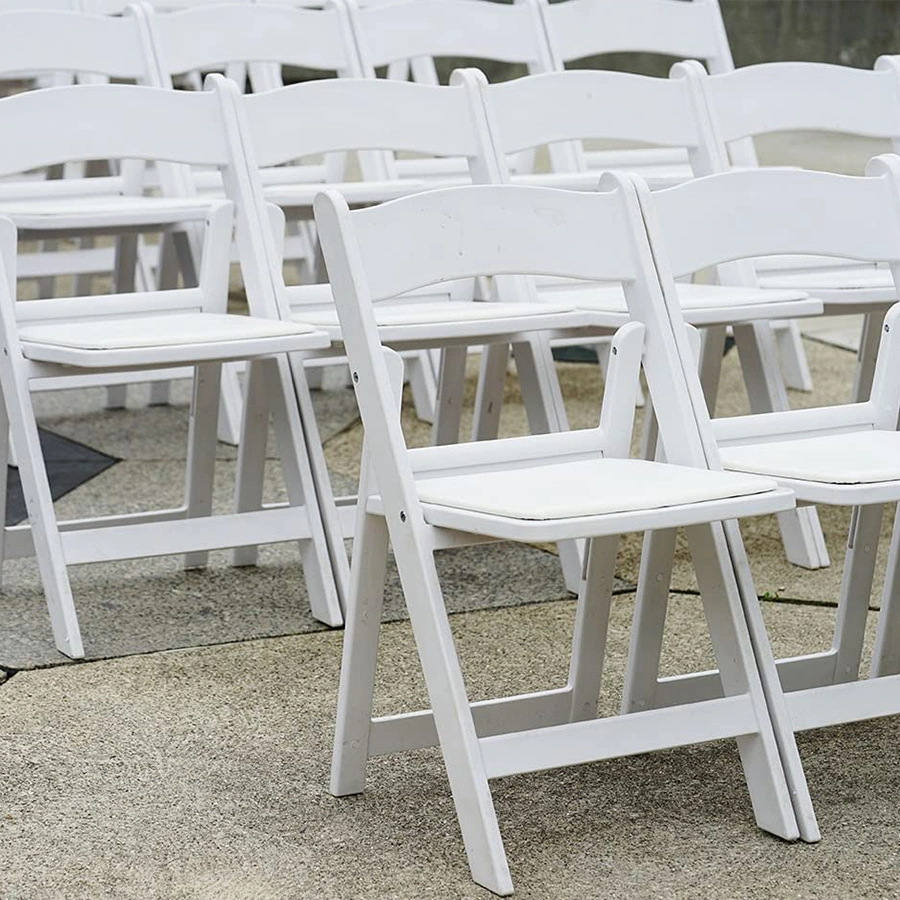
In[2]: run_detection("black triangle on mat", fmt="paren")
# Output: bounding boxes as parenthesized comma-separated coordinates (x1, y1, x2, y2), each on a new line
(6, 430, 119, 526)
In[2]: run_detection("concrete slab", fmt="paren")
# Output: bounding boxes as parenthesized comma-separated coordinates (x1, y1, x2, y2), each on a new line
(0, 596, 895, 900)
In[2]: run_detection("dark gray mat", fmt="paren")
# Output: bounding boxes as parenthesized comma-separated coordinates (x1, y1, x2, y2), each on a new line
(6, 429, 118, 526)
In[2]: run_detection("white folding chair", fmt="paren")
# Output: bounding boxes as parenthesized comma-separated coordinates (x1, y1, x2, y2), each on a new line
(536, 0, 812, 395)
(0, 6, 241, 432)
(318, 177, 810, 895)
(465, 67, 829, 570)
(210, 72, 597, 601)
(0, 83, 342, 659)
(681, 56, 900, 405)
(622, 159, 900, 842)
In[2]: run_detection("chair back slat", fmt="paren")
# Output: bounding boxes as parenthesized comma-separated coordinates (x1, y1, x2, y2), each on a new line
(543, 0, 731, 71)
(241, 79, 481, 168)
(481, 70, 702, 154)
(340, 184, 639, 302)
(150, 3, 357, 77)
(352, 0, 550, 72)
(0, 10, 149, 80)
(0, 84, 230, 175)
(646, 165, 900, 279)
(703, 61, 900, 143)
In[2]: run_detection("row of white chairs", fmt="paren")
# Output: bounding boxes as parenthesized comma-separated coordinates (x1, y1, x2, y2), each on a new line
(8, 55, 900, 649)
(7, 0, 894, 576)
(2, 43, 900, 900)
(0, 0, 808, 437)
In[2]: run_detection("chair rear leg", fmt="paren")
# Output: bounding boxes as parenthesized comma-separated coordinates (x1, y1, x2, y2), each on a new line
(774, 319, 813, 392)
(832, 504, 884, 683)
(511, 335, 584, 594)
(287, 352, 350, 609)
(734, 322, 829, 570)
(568, 535, 619, 722)
(686, 521, 805, 842)
(331, 510, 390, 796)
(851, 311, 885, 404)
(720, 519, 820, 843)
(183, 362, 221, 570)
(471, 343, 509, 442)
(266, 356, 343, 626)
(621, 528, 677, 714)
(871, 503, 900, 677)
(0, 389, 9, 587)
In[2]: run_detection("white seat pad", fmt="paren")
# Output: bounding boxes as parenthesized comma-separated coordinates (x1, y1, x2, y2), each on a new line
(759, 266, 892, 292)
(537, 281, 807, 312)
(721, 430, 900, 485)
(296, 300, 574, 327)
(415, 457, 777, 520)
(19, 312, 315, 351)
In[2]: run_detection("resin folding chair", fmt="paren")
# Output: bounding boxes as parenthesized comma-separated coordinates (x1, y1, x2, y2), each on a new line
(140, 0, 377, 410)
(622, 160, 900, 840)
(0, 83, 342, 659)
(210, 72, 596, 601)
(535, 0, 812, 395)
(0, 5, 241, 432)
(318, 177, 810, 895)
(463, 67, 828, 569)
(681, 56, 900, 406)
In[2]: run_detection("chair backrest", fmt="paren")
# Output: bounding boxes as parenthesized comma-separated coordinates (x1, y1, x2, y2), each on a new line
(145, 1, 361, 89)
(537, 0, 744, 172)
(210, 72, 499, 316)
(347, 0, 554, 81)
(634, 159, 900, 436)
(539, 0, 734, 75)
(0, 7, 151, 81)
(472, 68, 718, 177)
(313, 175, 727, 528)
(0, 83, 236, 320)
(682, 57, 900, 163)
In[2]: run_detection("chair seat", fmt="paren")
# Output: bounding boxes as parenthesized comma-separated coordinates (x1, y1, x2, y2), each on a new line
(415, 457, 777, 520)
(536, 281, 821, 327)
(296, 300, 576, 327)
(721, 431, 900, 485)
(759, 265, 891, 292)
(0, 195, 217, 232)
(19, 312, 327, 367)
(721, 430, 900, 485)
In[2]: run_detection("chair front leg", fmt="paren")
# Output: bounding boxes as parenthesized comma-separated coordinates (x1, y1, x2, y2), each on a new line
(3, 374, 83, 658)
(432, 345, 468, 446)
(621, 528, 677, 714)
(832, 504, 884, 683)
(183, 362, 222, 570)
(232, 359, 269, 568)
(330, 510, 390, 796)
(871, 503, 900, 677)
(568, 535, 619, 722)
